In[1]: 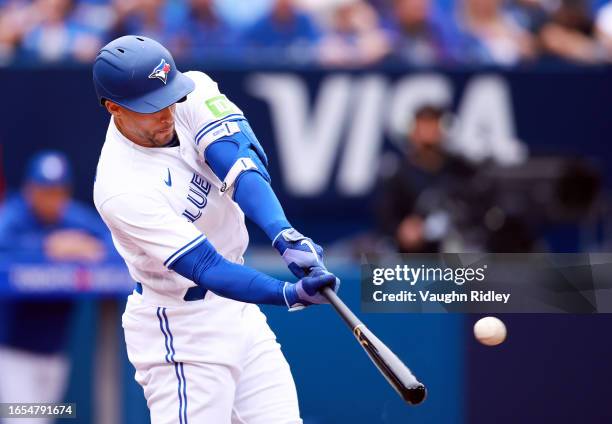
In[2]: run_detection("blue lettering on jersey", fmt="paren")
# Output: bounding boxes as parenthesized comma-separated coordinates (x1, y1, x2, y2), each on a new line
(182, 173, 211, 223)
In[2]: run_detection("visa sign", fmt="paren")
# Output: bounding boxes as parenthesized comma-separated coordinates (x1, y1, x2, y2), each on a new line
(247, 73, 527, 197)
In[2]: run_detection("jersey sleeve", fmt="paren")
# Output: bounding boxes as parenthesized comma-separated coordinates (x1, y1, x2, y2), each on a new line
(98, 193, 206, 269)
(180, 71, 246, 156)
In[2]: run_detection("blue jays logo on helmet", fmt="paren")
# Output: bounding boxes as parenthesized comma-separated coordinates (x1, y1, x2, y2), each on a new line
(148, 59, 171, 84)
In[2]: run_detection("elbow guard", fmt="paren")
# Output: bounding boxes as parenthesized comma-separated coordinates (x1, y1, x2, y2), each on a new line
(199, 118, 271, 195)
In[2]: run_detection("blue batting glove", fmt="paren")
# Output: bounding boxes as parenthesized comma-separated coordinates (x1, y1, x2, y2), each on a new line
(273, 228, 324, 278)
(282, 267, 341, 311)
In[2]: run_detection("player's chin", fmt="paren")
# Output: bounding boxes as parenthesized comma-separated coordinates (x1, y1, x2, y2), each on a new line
(159, 124, 174, 136)
(153, 128, 174, 145)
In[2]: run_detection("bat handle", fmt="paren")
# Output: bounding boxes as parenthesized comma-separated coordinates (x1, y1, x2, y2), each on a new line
(321, 286, 362, 329)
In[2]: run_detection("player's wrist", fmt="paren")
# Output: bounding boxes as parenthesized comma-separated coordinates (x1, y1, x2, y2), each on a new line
(271, 226, 296, 247)
(282, 281, 305, 311)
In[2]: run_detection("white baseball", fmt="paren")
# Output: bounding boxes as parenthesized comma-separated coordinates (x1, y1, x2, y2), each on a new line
(473, 316, 507, 346)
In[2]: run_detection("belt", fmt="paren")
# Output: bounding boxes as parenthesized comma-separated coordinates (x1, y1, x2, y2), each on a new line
(135, 282, 207, 302)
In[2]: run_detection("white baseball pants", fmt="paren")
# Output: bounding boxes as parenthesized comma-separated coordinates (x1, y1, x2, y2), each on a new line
(122, 289, 302, 424)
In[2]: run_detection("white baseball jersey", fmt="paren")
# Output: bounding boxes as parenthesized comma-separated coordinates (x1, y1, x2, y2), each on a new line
(94, 71, 302, 423)
(94, 71, 250, 298)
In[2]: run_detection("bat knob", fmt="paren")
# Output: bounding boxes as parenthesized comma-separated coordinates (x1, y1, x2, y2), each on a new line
(405, 384, 427, 405)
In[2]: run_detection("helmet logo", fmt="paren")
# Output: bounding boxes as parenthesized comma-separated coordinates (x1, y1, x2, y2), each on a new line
(148, 59, 171, 84)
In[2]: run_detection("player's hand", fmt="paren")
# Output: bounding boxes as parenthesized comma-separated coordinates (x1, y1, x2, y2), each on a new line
(273, 228, 325, 278)
(282, 267, 340, 311)
(44, 230, 106, 262)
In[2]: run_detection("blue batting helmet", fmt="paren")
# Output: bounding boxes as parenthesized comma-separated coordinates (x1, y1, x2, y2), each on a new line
(25, 151, 72, 186)
(92, 35, 195, 114)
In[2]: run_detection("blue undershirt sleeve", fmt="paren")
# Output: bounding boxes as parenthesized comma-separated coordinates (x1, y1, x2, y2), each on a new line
(205, 140, 291, 240)
(170, 238, 287, 306)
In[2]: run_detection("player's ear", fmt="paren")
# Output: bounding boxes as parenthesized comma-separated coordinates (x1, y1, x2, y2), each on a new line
(104, 100, 122, 116)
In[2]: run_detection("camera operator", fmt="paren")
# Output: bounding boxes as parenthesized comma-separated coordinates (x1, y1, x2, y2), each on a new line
(376, 104, 541, 253)
(376, 105, 477, 253)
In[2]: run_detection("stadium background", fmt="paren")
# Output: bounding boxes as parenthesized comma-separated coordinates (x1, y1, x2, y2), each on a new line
(2, 0, 612, 423)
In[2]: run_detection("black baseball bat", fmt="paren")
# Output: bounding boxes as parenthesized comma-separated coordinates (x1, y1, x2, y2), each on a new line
(322, 286, 427, 405)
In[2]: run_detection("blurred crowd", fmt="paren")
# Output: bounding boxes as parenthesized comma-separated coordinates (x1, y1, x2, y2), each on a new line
(2, 0, 612, 66)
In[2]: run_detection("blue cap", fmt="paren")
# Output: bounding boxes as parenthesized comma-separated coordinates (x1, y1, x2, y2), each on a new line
(92, 35, 195, 114)
(25, 151, 72, 186)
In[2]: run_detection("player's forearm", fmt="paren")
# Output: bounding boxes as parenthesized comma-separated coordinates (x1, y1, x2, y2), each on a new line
(199, 260, 287, 306)
(170, 239, 287, 306)
(233, 171, 291, 240)
(208, 144, 326, 278)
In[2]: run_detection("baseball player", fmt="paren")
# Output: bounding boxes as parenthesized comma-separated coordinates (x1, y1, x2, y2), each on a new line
(92, 35, 339, 424)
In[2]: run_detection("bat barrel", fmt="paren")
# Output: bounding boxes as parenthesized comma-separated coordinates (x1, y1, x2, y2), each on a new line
(403, 383, 427, 405)
(322, 287, 427, 406)
(354, 323, 427, 405)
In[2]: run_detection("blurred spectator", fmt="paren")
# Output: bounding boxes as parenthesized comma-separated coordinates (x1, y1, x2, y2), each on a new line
(19, 0, 103, 63)
(174, 0, 240, 62)
(0, 0, 42, 64)
(0, 151, 111, 418)
(71, 0, 115, 36)
(0, 145, 5, 201)
(318, 0, 391, 67)
(0, 0, 609, 66)
(214, 0, 274, 30)
(458, 0, 536, 65)
(111, 0, 185, 55)
(540, 0, 605, 63)
(595, 0, 612, 57)
(508, 0, 553, 35)
(384, 0, 455, 65)
(242, 0, 321, 64)
(376, 105, 477, 253)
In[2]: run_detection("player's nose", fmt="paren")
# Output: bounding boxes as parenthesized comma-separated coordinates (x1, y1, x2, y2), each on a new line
(157, 106, 174, 124)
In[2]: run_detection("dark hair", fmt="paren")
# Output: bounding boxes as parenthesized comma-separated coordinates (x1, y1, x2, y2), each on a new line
(414, 105, 445, 120)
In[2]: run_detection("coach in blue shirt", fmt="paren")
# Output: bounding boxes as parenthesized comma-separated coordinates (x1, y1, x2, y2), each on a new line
(0, 151, 111, 411)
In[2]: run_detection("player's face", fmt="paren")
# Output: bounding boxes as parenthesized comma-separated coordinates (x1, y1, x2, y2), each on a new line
(107, 102, 176, 147)
(24, 184, 70, 224)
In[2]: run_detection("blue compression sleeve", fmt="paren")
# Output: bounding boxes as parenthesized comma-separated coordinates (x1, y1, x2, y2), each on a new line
(234, 172, 291, 239)
(206, 140, 291, 240)
(170, 239, 287, 306)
